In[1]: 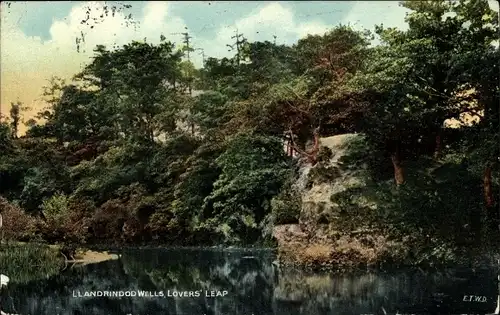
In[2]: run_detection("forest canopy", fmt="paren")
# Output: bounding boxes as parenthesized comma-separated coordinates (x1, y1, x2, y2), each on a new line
(0, 0, 498, 252)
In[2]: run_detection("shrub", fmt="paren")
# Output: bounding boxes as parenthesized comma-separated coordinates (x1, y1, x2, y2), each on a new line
(0, 196, 39, 241)
(41, 192, 69, 221)
(317, 146, 333, 163)
(307, 164, 341, 186)
(89, 199, 129, 243)
(38, 193, 90, 244)
(270, 177, 301, 225)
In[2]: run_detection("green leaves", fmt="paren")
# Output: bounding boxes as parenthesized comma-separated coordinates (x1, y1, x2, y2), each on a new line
(185, 91, 230, 133)
(198, 133, 290, 243)
(41, 192, 70, 221)
(2, 2, 498, 247)
(69, 41, 186, 144)
(0, 122, 13, 152)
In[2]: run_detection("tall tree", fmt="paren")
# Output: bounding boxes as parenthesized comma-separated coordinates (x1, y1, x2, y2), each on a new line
(75, 41, 185, 143)
(9, 101, 23, 138)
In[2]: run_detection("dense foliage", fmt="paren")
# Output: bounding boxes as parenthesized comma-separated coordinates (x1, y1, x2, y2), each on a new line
(0, 1, 498, 254)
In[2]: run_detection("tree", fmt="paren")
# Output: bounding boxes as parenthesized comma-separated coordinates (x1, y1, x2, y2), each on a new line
(185, 91, 231, 133)
(243, 41, 296, 86)
(439, 0, 500, 231)
(75, 41, 185, 143)
(0, 122, 12, 152)
(329, 0, 498, 186)
(9, 101, 23, 138)
(26, 77, 67, 139)
(201, 133, 290, 244)
(225, 27, 370, 165)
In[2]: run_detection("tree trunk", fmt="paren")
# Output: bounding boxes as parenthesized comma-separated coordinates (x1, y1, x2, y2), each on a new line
(434, 133, 442, 159)
(307, 130, 320, 165)
(391, 149, 405, 185)
(484, 164, 498, 232)
(484, 165, 494, 208)
(288, 127, 320, 164)
(0, 213, 3, 245)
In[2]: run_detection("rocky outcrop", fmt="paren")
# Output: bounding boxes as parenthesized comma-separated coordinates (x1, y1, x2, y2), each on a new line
(300, 134, 372, 226)
(273, 133, 392, 270)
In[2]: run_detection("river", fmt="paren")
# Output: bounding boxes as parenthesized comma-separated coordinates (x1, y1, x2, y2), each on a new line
(1, 248, 499, 315)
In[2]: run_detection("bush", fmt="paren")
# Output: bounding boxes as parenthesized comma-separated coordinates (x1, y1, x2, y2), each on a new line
(0, 196, 39, 241)
(41, 192, 69, 221)
(270, 177, 301, 225)
(89, 199, 129, 243)
(307, 164, 341, 186)
(317, 146, 333, 163)
(88, 193, 148, 244)
(38, 193, 90, 244)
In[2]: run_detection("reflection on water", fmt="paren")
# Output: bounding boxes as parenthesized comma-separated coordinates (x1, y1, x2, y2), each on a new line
(1, 248, 498, 315)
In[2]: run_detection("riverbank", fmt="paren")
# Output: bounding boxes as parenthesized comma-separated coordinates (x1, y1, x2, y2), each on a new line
(0, 242, 120, 285)
(65, 249, 120, 264)
(2, 239, 497, 278)
(274, 224, 500, 272)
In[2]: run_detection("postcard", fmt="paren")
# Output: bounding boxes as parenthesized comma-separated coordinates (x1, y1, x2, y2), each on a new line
(1, 1, 499, 314)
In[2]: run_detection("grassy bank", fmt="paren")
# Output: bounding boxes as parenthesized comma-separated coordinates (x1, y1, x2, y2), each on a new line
(0, 243, 63, 284)
(0, 242, 123, 286)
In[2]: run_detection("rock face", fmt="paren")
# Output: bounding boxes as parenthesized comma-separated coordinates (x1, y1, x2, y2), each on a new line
(273, 133, 388, 269)
(300, 134, 368, 229)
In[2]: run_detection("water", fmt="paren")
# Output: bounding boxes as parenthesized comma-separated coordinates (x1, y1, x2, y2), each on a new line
(1, 248, 499, 315)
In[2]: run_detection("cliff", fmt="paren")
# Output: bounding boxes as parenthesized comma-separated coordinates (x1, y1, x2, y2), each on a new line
(273, 133, 397, 270)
